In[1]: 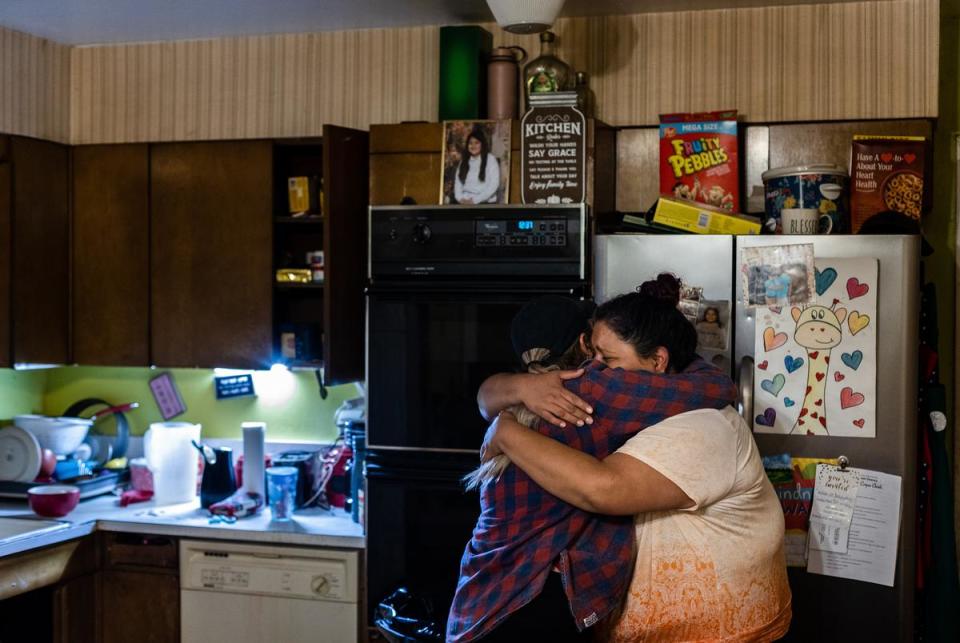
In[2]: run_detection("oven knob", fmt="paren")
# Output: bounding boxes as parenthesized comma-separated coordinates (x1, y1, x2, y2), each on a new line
(412, 223, 432, 244)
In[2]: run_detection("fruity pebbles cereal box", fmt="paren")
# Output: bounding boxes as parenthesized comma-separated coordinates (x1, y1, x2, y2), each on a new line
(660, 110, 739, 212)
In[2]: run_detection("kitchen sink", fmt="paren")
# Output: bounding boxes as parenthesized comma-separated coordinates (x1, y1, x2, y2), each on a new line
(0, 516, 69, 543)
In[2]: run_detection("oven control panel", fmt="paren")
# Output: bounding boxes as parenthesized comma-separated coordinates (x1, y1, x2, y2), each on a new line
(369, 204, 586, 280)
(474, 219, 567, 247)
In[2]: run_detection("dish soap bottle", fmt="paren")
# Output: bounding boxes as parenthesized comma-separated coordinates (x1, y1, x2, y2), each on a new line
(523, 31, 572, 100)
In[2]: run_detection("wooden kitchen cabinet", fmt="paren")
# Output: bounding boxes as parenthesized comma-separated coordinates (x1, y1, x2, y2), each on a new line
(72, 144, 150, 366)
(0, 153, 11, 368)
(273, 125, 369, 383)
(99, 532, 179, 643)
(8, 136, 71, 365)
(150, 140, 273, 369)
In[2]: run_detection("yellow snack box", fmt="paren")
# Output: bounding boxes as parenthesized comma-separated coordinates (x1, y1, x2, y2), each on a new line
(652, 196, 761, 235)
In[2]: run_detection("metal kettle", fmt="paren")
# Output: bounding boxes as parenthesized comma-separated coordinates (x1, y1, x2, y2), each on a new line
(193, 442, 237, 508)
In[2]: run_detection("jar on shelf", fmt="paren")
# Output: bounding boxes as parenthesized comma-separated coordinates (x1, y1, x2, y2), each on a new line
(523, 31, 573, 100)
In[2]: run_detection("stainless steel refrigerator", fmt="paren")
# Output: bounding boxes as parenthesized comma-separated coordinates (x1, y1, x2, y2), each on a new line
(595, 233, 919, 642)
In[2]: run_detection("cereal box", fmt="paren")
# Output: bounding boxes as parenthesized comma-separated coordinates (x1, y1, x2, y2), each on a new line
(652, 196, 760, 235)
(850, 135, 928, 232)
(660, 110, 740, 212)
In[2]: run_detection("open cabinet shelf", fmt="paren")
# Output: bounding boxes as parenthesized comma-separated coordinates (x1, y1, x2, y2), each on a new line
(271, 127, 369, 383)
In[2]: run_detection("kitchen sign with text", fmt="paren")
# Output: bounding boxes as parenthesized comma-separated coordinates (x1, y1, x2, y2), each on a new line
(521, 103, 586, 204)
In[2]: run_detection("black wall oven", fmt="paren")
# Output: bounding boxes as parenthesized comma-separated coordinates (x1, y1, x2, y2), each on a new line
(365, 204, 589, 635)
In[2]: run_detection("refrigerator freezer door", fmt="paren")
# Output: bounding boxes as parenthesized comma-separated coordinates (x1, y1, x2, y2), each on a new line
(734, 234, 919, 642)
(595, 235, 736, 373)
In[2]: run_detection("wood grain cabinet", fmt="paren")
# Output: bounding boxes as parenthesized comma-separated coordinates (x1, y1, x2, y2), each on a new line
(5, 136, 71, 365)
(150, 140, 274, 369)
(272, 125, 369, 383)
(99, 533, 179, 643)
(71, 144, 151, 366)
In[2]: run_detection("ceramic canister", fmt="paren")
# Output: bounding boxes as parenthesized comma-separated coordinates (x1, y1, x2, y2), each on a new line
(762, 165, 849, 234)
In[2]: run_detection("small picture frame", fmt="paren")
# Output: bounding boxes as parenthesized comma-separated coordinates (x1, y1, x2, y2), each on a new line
(741, 244, 815, 308)
(678, 285, 703, 324)
(695, 300, 730, 352)
(440, 120, 511, 205)
(149, 372, 187, 420)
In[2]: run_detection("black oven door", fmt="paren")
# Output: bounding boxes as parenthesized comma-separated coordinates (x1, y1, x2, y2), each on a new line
(366, 286, 582, 453)
(365, 451, 479, 629)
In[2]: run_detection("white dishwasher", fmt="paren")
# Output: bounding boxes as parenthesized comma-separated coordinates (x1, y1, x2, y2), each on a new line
(180, 539, 359, 643)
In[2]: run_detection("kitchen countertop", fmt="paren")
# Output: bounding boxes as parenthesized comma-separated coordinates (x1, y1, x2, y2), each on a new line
(0, 493, 365, 558)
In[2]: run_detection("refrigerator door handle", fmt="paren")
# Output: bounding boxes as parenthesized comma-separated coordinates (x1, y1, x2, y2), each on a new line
(738, 356, 754, 425)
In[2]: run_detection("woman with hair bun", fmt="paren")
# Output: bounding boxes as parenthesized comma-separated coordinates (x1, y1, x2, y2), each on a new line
(475, 273, 792, 642)
(449, 275, 788, 642)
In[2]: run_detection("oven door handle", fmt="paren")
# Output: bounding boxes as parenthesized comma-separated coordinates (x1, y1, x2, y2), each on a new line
(366, 284, 586, 296)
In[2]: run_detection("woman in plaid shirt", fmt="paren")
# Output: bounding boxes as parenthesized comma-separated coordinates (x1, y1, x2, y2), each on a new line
(448, 275, 740, 642)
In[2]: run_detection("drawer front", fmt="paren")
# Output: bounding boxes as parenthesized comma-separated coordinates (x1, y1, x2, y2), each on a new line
(102, 532, 178, 571)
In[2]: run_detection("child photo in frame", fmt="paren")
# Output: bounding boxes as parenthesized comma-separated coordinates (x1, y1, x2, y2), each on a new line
(441, 120, 511, 205)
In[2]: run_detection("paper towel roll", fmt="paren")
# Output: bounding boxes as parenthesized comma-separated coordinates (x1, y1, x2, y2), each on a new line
(241, 422, 266, 495)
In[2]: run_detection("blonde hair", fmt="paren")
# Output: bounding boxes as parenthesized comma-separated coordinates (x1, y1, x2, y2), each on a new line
(463, 340, 588, 490)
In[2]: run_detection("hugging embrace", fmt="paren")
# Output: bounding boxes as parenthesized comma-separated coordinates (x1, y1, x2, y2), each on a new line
(447, 274, 792, 643)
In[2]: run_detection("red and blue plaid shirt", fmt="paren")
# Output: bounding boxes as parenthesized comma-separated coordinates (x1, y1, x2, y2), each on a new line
(446, 358, 738, 642)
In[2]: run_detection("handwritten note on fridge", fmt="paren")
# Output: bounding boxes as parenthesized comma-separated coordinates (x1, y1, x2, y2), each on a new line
(807, 466, 902, 586)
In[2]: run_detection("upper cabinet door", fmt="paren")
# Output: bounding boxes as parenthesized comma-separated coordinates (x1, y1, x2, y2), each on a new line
(10, 137, 70, 365)
(322, 125, 369, 384)
(0, 157, 10, 368)
(72, 144, 150, 366)
(150, 141, 273, 369)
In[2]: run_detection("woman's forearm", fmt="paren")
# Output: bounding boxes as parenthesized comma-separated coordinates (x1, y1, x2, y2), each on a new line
(494, 417, 616, 513)
(477, 373, 526, 421)
(492, 416, 694, 515)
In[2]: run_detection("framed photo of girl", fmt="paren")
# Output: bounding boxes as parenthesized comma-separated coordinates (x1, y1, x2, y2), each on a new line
(440, 120, 511, 205)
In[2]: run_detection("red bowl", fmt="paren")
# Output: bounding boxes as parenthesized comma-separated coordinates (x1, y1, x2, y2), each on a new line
(27, 485, 80, 518)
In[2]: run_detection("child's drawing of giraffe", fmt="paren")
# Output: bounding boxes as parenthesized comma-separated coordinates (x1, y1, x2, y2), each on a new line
(790, 302, 847, 436)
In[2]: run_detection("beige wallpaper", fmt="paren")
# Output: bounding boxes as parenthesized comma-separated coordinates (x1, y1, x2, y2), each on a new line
(69, 27, 439, 143)
(0, 0, 940, 144)
(0, 26, 70, 143)
(65, 0, 938, 144)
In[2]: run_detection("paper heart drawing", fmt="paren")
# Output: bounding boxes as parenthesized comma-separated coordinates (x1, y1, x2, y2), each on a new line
(846, 278, 869, 300)
(814, 267, 837, 296)
(754, 257, 877, 439)
(847, 312, 870, 335)
(840, 387, 866, 409)
(761, 374, 786, 397)
(763, 327, 788, 352)
(841, 350, 863, 370)
(755, 408, 776, 427)
(784, 355, 804, 374)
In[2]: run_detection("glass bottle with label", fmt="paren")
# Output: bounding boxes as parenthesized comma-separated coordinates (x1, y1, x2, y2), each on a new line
(523, 31, 572, 101)
(574, 71, 595, 118)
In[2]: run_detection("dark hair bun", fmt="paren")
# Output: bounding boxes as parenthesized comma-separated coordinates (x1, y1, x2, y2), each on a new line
(638, 273, 681, 306)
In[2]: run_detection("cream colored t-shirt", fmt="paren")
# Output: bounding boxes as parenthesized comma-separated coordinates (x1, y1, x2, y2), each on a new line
(610, 407, 792, 642)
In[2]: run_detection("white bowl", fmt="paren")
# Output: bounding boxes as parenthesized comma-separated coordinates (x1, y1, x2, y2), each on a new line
(14, 415, 93, 456)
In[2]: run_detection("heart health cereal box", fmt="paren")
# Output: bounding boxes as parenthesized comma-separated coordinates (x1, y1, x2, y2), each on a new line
(850, 135, 928, 232)
(660, 110, 739, 212)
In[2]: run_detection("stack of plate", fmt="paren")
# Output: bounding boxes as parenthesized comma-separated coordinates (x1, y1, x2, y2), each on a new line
(0, 426, 42, 482)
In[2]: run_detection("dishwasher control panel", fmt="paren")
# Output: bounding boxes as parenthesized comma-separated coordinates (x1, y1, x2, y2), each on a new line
(180, 540, 358, 603)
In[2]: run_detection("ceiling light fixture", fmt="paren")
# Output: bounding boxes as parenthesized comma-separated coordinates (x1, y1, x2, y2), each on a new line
(486, 0, 566, 34)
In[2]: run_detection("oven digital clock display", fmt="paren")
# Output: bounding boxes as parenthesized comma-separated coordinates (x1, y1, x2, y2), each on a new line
(474, 219, 567, 247)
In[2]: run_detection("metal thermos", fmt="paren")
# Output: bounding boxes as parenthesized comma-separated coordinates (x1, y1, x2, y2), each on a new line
(487, 46, 527, 120)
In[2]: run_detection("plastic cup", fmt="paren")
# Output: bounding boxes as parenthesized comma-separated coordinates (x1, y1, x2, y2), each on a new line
(266, 466, 298, 521)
